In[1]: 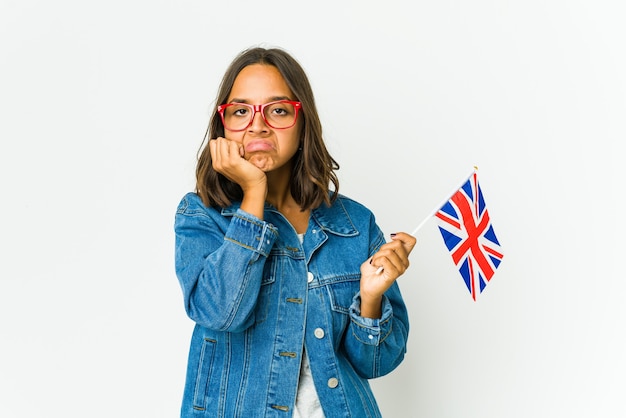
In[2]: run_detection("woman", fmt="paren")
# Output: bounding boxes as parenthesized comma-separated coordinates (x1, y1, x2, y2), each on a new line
(174, 46, 416, 417)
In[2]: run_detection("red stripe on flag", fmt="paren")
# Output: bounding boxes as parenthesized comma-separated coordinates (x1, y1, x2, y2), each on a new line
(435, 211, 461, 229)
(482, 244, 504, 260)
(449, 191, 495, 280)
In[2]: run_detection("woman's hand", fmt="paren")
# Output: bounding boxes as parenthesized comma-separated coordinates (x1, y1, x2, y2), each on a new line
(209, 137, 267, 218)
(209, 137, 267, 191)
(359, 232, 417, 318)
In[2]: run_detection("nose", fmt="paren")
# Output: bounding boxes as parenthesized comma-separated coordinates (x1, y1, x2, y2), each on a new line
(248, 107, 269, 132)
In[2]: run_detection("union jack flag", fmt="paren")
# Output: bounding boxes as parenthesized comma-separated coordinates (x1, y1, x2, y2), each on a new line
(435, 172, 504, 301)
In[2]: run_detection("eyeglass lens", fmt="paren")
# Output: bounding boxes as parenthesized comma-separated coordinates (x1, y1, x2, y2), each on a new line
(223, 101, 297, 130)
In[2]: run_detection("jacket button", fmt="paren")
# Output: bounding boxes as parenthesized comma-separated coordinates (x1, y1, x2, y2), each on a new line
(314, 328, 325, 339)
(327, 377, 339, 388)
(307, 272, 314, 283)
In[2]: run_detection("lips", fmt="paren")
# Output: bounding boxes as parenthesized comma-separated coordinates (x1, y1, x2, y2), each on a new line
(245, 140, 275, 153)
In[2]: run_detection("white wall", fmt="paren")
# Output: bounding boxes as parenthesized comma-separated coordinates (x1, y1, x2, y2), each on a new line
(1, 1, 624, 417)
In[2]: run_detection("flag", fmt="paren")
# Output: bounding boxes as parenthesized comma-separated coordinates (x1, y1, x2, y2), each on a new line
(435, 172, 503, 301)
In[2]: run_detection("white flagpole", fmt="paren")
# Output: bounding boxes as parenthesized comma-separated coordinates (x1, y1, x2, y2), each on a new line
(375, 166, 477, 275)
(408, 166, 478, 237)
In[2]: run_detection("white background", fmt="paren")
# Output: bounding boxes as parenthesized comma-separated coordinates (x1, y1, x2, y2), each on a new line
(1, 1, 624, 417)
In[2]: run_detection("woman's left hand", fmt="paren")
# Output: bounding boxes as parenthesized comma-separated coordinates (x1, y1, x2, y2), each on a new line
(359, 232, 417, 318)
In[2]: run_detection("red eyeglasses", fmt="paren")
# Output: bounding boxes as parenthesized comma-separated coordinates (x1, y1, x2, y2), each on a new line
(217, 100, 302, 132)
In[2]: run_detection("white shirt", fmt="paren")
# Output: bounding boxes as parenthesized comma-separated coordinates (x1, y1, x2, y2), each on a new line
(293, 233, 325, 418)
(293, 349, 325, 417)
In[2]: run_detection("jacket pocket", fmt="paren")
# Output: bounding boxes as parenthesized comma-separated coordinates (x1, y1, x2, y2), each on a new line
(192, 337, 217, 411)
(326, 274, 361, 315)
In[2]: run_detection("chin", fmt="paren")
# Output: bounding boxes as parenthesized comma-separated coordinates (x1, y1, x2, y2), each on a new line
(249, 155, 273, 171)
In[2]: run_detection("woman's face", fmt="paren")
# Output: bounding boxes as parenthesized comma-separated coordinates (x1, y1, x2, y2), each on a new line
(224, 64, 301, 173)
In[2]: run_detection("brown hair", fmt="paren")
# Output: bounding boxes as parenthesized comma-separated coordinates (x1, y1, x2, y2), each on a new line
(195, 47, 339, 210)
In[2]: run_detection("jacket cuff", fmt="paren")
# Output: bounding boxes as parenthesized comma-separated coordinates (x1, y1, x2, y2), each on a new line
(349, 293, 394, 346)
(224, 209, 278, 257)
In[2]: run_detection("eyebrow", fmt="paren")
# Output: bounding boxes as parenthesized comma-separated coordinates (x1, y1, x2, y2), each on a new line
(228, 96, 293, 104)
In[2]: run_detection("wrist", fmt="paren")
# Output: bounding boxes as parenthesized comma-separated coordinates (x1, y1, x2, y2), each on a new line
(240, 182, 267, 220)
(359, 293, 383, 319)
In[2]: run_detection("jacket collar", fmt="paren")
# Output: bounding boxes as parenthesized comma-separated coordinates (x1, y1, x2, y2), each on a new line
(220, 195, 359, 237)
(311, 197, 359, 237)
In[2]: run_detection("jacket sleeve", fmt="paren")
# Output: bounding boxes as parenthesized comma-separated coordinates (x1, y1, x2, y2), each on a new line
(343, 219, 410, 379)
(174, 196, 278, 332)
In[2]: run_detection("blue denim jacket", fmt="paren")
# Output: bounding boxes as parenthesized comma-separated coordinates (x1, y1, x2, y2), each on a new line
(174, 192, 409, 417)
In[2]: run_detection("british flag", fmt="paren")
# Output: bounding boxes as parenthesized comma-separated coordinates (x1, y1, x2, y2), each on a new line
(435, 172, 504, 301)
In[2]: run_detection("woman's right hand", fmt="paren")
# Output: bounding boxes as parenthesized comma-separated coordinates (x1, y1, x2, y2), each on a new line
(209, 137, 267, 219)
(209, 137, 267, 194)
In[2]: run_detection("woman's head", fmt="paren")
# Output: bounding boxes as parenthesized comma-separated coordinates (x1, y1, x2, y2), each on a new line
(196, 46, 339, 209)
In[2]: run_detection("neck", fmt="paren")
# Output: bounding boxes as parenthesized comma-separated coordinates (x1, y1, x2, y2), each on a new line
(265, 163, 310, 234)
(265, 162, 299, 212)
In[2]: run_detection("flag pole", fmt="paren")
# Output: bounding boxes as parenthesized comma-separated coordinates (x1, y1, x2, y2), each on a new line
(409, 166, 478, 237)
(375, 166, 478, 274)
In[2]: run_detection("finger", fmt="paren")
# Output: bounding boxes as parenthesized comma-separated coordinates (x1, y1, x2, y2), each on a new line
(374, 256, 406, 281)
(216, 137, 232, 160)
(390, 232, 417, 254)
(227, 139, 246, 163)
(224, 136, 242, 159)
(377, 241, 410, 268)
(212, 137, 241, 171)
(383, 248, 410, 273)
(209, 139, 220, 166)
(212, 139, 228, 171)
(371, 248, 409, 277)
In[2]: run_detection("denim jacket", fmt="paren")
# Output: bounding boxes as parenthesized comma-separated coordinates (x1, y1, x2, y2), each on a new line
(174, 192, 409, 417)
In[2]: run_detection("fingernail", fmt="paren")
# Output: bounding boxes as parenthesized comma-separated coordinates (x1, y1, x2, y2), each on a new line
(390, 233, 397, 238)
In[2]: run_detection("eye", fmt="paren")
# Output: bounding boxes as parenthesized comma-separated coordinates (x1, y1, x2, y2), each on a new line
(231, 105, 250, 117)
(267, 102, 293, 117)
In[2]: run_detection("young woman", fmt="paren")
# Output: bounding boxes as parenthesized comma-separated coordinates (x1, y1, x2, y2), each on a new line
(174, 46, 416, 417)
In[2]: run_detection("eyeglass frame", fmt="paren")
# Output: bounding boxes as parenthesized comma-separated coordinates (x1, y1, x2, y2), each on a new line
(217, 100, 302, 132)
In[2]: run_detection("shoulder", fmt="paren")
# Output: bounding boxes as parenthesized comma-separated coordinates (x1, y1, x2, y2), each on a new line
(176, 192, 204, 213)
(176, 192, 244, 223)
(175, 192, 224, 218)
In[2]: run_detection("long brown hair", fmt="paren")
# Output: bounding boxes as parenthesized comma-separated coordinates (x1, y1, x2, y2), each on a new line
(195, 47, 339, 210)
